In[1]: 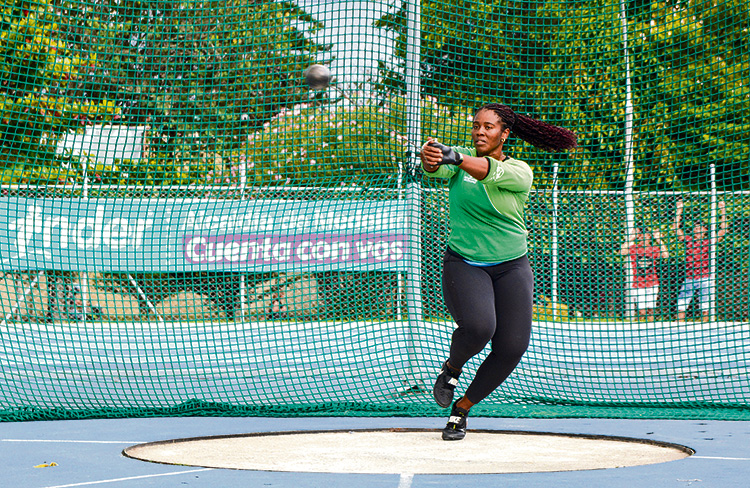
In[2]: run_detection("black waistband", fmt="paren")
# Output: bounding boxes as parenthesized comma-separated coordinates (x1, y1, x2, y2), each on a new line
(446, 246, 464, 259)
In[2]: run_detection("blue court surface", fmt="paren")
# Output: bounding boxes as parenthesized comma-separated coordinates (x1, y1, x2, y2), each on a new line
(1, 416, 749, 488)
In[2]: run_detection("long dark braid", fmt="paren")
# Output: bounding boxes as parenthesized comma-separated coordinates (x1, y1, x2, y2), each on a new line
(480, 103, 578, 152)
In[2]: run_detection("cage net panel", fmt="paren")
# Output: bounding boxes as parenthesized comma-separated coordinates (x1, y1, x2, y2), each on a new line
(0, 0, 748, 421)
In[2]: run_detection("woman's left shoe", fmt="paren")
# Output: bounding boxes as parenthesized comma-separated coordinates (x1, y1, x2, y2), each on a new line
(442, 400, 469, 441)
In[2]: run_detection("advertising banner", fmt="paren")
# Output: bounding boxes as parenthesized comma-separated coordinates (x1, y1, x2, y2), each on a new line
(0, 198, 408, 272)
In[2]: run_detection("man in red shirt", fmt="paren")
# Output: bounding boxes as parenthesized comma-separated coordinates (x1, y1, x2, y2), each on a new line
(672, 199, 727, 321)
(620, 227, 669, 321)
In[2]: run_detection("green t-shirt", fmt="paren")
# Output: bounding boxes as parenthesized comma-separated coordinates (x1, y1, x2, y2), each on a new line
(423, 146, 533, 263)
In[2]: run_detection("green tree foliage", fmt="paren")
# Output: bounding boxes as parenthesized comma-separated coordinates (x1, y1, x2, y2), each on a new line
(0, 0, 119, 180)
(628, 0, 749, 191)
(226, 95, 471, 188)
(376, 0, 537, 110)
(375, 0, 591, 187)
(378, 0, 749, 192)
(532, 0, 749, 190)
(530, 1, 629, 189)
(1, 0, 329, 185)
(55, 0, 328, 153)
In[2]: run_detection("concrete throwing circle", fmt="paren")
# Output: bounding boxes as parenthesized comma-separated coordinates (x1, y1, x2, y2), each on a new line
(123, 428, 693, 474)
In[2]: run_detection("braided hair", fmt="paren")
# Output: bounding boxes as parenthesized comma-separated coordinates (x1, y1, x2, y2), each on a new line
(479, 103, 578, 152)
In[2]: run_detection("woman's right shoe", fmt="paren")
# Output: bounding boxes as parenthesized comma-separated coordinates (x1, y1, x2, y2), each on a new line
(433, 361, 460, 408)
(442, 400, 469, 441)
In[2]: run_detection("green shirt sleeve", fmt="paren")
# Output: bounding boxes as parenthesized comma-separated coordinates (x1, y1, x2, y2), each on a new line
(479, 155, 533, 192)
(421, 161, 458, 180)
(421, 146, 473, 180)
(423, 146, 532, 193)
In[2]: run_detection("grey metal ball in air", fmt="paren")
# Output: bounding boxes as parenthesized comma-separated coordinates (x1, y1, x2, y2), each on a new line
(304, 64, 332, 90)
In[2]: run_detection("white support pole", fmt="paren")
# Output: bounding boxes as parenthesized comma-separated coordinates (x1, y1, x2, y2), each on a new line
(403, 0, 423, 382)
(551, 163, 559, 320)
(619, 0, 636, 319)
(80, 159, 91, 324)
(709, 163, 717, 321)
(239, 158, 248, 322)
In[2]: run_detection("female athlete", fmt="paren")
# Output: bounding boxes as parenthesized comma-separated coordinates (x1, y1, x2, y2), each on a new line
(420, 103, 577, 440)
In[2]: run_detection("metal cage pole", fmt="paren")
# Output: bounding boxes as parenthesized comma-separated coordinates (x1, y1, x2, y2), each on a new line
(709, 163, 717, 320)
(404, 0, 424, 384)
(239, 158, 248, 322)
(551, 162, 559, 320)
(80, 159, 91, 324)
(619, 0, 636, 318)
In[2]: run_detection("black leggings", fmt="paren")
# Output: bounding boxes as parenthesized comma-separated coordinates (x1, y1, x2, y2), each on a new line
(442, 249, 534, 404)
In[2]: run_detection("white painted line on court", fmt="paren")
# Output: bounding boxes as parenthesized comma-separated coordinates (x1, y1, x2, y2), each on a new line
(2, 439, 145, 444)
(692, 456, 750, 461)
(398, 473, 414, 488)
(39, 468, 214, 488)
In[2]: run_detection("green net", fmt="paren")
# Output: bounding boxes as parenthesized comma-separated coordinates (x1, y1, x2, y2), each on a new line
(0, 0, 748, 422)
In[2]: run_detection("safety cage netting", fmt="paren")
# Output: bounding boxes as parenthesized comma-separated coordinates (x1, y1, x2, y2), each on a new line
(0, 0, 748, 421)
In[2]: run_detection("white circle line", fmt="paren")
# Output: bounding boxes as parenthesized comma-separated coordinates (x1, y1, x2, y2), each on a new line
(39, 468, 214, 488)
(2, 439, 146, 444)
(398, 473, 414, 488)
(691, 456, 750, 461)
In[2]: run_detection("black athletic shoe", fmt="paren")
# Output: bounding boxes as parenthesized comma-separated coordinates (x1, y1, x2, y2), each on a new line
(442, 401, 469, 441)
(433, 361, 460, 408)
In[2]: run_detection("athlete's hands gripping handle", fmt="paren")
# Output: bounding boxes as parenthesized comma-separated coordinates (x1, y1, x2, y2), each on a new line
(429, 141, 463, 166)
(420, 138, 462, 172)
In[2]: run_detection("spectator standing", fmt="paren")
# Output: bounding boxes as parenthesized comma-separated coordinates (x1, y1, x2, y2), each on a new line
(672, 199, 727, 322)
(620, 227, 669, 321)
